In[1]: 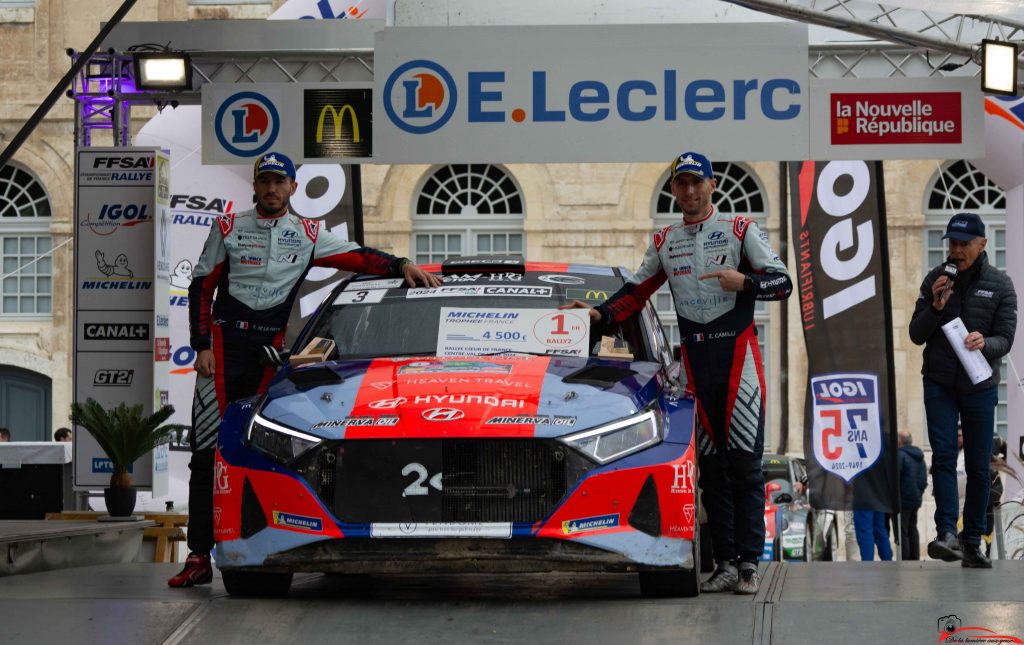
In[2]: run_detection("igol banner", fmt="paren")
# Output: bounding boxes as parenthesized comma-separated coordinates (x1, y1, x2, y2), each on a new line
(788, 160, 899, 513)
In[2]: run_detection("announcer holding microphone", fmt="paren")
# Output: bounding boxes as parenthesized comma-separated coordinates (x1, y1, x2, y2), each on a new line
(909, 212, 1016, 568)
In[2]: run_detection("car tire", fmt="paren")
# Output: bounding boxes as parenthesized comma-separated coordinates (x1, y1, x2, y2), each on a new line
(221, 570, 293, 597)
(802, 532, 812, 562)
(638, 522, 700, 598)
(639, 567, 699, 598)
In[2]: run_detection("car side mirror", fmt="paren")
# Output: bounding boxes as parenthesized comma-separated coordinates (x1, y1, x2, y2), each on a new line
(259, 346, 291, 368)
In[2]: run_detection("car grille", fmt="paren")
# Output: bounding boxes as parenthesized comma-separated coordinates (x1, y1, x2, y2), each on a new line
(293, 439, 592, 524)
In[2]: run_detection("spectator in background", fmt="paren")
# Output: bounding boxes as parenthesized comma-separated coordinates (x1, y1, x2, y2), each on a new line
(53, 427, 71, 442)
(898, 430, 928, 560)
(0, 427, 10, 442)
(853, 510, 894, 561)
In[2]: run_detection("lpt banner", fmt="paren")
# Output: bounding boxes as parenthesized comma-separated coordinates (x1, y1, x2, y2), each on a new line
(789, 160, 898, 513)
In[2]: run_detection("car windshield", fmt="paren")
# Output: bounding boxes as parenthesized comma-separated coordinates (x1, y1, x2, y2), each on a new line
(303, 269, 656, 361)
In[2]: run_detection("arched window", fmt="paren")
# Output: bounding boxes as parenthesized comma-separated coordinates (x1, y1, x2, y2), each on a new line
(1, 163, 52, 316)
(412, 164, 525, 264)
(923, 160, 1007, 441)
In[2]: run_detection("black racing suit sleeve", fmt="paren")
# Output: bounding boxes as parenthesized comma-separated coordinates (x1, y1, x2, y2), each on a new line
(596, 236, 668, 324)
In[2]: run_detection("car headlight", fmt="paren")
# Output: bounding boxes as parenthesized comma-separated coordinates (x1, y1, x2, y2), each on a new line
(246, 413, 321, 463)
(561, 409, 662, 464)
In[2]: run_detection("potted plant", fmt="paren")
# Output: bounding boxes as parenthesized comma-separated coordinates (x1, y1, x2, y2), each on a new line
(69, 398, 187, 517)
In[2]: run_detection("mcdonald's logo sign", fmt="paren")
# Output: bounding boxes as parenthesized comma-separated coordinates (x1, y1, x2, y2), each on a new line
(317, 104, 361, 144)
(566, 288, 611, 302)
(303, 87, 372, 159)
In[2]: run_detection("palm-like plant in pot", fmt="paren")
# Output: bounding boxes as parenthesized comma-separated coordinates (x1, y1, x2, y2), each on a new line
(69, 398, 187, 517)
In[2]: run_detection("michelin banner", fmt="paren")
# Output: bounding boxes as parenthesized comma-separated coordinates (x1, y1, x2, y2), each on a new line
(788, 160, 899, 513)
(74, 147, 170, 492)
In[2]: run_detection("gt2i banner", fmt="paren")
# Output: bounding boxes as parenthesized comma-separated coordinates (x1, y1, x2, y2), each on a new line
(374, 23, 808, 163)
(73, 147, 171, 492)
(789, 160, 898, 513)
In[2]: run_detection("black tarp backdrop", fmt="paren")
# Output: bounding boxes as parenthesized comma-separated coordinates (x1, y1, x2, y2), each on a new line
(788, 160, 899, 513)
(285, 163, 364, 346)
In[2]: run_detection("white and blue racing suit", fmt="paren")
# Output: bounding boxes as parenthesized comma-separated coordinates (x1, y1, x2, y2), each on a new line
(185, 207, 407, 555)
(597, 205, 792, 562)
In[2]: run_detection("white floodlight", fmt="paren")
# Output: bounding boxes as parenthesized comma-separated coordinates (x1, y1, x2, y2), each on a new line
(981, 40, 1019, 97)
(132, 52, 193, 91)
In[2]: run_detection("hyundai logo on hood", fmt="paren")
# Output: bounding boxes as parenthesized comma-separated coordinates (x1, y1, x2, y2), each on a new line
(422, 407, 465, 422)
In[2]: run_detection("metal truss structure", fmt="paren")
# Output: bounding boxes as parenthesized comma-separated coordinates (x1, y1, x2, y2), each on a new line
(73, 1, 1024, 145)
(71, 49, 373, 146)
(727, 0, 1024, 69)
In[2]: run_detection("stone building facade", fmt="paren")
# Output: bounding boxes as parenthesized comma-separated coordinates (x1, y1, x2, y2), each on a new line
(0, 3, 1007, 457)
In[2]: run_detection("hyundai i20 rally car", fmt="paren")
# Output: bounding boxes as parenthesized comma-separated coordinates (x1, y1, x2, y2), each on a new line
(212, 257, 700, 597)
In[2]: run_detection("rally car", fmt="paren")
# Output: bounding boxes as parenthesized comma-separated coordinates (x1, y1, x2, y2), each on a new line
(761, 454, 838, 562)
(212, 257, 700, 597)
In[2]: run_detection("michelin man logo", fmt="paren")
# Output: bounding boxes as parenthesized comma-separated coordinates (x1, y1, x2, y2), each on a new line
(171, 259, 193, 289)
(95, 251, 134, 278)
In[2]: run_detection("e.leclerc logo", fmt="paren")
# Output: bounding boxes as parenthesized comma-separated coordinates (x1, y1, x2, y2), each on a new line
(383, 60, 801, 135)
(383, 60, 458, 134)
(214, 91, 281, 157)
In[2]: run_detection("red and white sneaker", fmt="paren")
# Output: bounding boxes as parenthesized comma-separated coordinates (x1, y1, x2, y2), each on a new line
(167, 553, 213, 588)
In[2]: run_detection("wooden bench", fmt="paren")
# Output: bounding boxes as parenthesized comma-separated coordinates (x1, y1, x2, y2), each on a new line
(45, 511, 188, 563)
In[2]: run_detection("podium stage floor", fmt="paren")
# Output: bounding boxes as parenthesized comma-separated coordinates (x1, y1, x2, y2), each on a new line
(0, 560, 1021, 644)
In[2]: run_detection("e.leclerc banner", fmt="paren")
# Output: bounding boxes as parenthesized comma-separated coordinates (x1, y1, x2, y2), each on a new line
(788, 160, 898, 513)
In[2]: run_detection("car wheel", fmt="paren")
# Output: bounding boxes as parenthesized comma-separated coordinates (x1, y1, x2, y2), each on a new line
(639, 567, 699, 598)
(638, 523, 700, 598)
(802, 532, 812, 562)
(221, 569, 293, 597)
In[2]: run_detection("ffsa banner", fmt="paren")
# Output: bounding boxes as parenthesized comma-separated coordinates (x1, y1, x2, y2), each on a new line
(788, 160, 899, 513)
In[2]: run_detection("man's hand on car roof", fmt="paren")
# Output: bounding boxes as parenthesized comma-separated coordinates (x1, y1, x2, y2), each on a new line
(403, 262, 444, 288)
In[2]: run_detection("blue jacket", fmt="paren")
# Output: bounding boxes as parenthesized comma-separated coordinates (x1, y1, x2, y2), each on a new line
(899, 445, 928, 510)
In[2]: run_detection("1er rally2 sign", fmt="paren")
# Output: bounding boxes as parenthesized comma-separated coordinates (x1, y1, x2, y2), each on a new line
(811, 373, 882, 484)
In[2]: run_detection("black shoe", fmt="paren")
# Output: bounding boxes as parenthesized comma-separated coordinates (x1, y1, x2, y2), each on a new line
(734, 562, 760, 595)
(927, 532, 963, 562)
(961, 543, 993, 569)
(700, 562, 738, 593)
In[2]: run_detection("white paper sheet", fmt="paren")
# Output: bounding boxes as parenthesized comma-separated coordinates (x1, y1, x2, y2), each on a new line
(941, 317, 994, 385)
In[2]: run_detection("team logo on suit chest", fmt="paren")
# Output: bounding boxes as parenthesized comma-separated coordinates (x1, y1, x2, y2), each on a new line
(703, 230, 729, 249)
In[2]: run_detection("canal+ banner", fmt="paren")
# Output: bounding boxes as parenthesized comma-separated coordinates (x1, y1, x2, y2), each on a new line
(374, 23, 809, 163)
(789, 160, 898, 513)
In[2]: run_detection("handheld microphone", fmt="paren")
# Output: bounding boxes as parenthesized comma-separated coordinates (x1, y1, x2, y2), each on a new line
(940, 262, 958, 301)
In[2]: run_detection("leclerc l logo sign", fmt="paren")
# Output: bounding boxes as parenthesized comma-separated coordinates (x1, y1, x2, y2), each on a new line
(213, 91, 281, 158)
(383, 60, 458, 134)
(374, 23, 811, 163)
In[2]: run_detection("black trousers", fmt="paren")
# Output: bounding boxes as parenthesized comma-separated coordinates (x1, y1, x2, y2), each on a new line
(186, 325, 276, 555)
(900, 507, 921, 561)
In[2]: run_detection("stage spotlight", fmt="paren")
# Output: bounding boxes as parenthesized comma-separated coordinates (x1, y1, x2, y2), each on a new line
(133, 52, 193, 91)
(981, 39, 1019, 96)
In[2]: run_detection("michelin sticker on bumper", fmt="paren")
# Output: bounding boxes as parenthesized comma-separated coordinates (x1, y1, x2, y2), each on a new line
(562, 514, 620, 535)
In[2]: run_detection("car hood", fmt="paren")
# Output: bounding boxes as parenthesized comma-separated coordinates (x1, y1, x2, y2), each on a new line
(258, 355, 663, 440)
